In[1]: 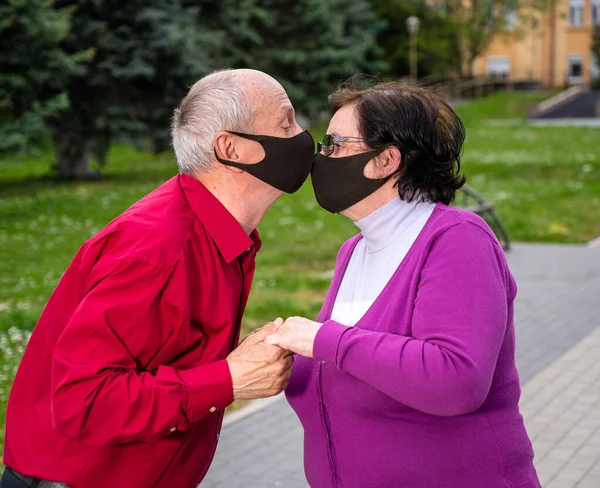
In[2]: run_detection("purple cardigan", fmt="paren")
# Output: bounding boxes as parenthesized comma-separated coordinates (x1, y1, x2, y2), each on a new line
(286, 204, 540, 488)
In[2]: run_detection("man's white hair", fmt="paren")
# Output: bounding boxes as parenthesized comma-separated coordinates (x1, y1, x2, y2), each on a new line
(171, 69, 254, 175)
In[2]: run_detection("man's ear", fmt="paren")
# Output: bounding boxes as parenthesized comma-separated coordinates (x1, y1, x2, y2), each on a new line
(213, 131, 265, 166)
(213, 131, 239, 162)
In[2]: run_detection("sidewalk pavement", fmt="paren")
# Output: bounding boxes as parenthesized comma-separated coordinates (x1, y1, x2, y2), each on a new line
(202, 242, 600, 487)
(521, 327, 600, 487)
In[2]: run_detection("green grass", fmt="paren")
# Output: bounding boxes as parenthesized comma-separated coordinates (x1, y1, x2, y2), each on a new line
(461, 124, 600, 242)
(0, 146, 354, 335)
(0, 90, 599, 452)
(455, 90, 559, 124)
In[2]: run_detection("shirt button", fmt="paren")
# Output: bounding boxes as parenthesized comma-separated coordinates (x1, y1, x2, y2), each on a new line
(209, 406, 217, 413)
(169, 427, 176, 433)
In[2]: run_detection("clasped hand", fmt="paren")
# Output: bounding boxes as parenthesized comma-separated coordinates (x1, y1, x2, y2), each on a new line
(226, 317, 321, 401)
(264, 316, 322, 358)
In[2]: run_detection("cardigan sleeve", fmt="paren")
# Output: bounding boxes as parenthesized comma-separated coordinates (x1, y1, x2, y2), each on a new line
(313, 221, 510, 417)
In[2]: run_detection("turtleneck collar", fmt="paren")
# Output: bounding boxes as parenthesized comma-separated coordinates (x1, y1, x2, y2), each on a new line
(355, 197, 436, 253)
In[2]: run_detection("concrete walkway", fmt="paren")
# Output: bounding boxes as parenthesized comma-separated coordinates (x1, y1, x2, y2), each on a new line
(521, 327, 600, 487)
(202, 243, 600, 487)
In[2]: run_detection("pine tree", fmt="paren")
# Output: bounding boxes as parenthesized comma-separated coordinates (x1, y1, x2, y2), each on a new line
(200, 0, 385, 118)
(0, 0, 77, 153)
(47, 0, 217, 179)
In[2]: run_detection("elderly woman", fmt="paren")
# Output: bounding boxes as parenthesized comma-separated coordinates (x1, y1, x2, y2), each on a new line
(266, 81, 541, 488)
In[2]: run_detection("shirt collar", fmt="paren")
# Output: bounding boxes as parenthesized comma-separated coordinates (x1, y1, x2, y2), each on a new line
(355, 197, 435, 253)
(178, 174, 261, 263)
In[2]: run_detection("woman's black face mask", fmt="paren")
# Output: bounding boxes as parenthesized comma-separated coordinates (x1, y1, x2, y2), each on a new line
(215, 130, 315, 194)
(311, 148, 391, 214)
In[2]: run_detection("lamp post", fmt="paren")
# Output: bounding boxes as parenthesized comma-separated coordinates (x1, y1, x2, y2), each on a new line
(406, 16, 420, 80)
(530, 18, 539, 81)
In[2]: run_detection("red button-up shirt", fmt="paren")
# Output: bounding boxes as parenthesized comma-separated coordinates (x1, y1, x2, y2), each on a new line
(4, 174, 261, 488)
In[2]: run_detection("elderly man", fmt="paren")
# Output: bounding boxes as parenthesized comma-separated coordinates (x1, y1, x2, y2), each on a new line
(2, 69, 315, 488)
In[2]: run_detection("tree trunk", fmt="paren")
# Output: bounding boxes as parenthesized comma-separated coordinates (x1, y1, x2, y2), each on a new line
(52, 131, 100, 180)
(467, 55, 476, 79)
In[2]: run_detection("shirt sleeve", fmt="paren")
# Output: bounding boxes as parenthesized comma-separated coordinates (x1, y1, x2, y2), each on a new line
(51, 258, 234, 446)
(313, 222, 510, 417)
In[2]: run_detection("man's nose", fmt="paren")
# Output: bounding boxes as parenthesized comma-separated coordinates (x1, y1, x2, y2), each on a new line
(291, 118, 303, 136)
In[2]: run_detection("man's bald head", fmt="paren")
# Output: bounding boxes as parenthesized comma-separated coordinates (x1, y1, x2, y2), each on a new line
(171, 69, 289, 175)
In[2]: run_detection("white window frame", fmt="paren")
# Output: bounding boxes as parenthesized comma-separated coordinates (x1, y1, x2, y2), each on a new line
(504, 10, 518, 30)
(567, 54, 584, 83)
(592, 0, 600, 25)
(487, 56, 511, 78)
(569, 0, 585, 26)
(591, 54, 600, 80)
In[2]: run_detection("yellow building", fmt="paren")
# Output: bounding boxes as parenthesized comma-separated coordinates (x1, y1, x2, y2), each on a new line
(473, 0, 600, 87)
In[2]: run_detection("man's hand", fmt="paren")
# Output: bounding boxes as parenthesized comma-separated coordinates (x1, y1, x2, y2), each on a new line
(227, 319, 294, 400)
(264, 316, 322, 358)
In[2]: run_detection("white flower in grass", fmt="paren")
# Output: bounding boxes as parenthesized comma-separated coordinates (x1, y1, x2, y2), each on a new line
(16, 301, 32, 311)
(278, 217, 295, 226)
(493, 191, 511, 201)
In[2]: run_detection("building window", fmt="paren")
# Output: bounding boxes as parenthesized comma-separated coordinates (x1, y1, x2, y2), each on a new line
(592, 0, 600, 25)
(567, 54, 583, 83)
(591, 54, 600, 80)
(569, 0, 584, 26)
(504, 10, 518, 30)
(487, 56, 511, 78)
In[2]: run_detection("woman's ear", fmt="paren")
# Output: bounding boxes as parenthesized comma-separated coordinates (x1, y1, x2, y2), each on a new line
(366, 146, 401, 179)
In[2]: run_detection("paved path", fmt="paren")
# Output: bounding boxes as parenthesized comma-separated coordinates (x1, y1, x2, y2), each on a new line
(202, 243, 600, 487)
(521, 327, 600, 487)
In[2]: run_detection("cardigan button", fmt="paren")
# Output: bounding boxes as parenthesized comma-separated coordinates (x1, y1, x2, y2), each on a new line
(209, 406, 217, 413)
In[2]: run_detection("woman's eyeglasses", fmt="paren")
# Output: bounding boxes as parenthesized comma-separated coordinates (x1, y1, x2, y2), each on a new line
(317, 134, 365, 156)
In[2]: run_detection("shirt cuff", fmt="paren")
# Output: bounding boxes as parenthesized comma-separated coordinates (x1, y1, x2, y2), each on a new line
(179, 359, 234, 422)
(313, 320, 350, 366)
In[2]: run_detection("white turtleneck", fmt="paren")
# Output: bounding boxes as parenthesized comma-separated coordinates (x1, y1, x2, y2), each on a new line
(331, 198, 436, 327)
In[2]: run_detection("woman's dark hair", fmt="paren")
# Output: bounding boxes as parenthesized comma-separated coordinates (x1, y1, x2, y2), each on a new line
(328, 77, 466, 205)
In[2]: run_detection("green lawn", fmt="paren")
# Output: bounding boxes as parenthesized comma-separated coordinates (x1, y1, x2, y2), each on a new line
(1, 90, 599, 451)
(455, 90, 559, 124)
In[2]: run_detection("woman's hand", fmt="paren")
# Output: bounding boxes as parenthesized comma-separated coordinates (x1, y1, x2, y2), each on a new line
(264, 316, 323, 358)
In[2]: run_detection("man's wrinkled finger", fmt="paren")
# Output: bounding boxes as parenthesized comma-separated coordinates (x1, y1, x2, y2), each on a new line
(239, 328, 261, 344)
(247, 322, 280, 342)
(261, 320, 285, 334)
(281, 348, 295, 358)
(263, 332, 281, 346)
